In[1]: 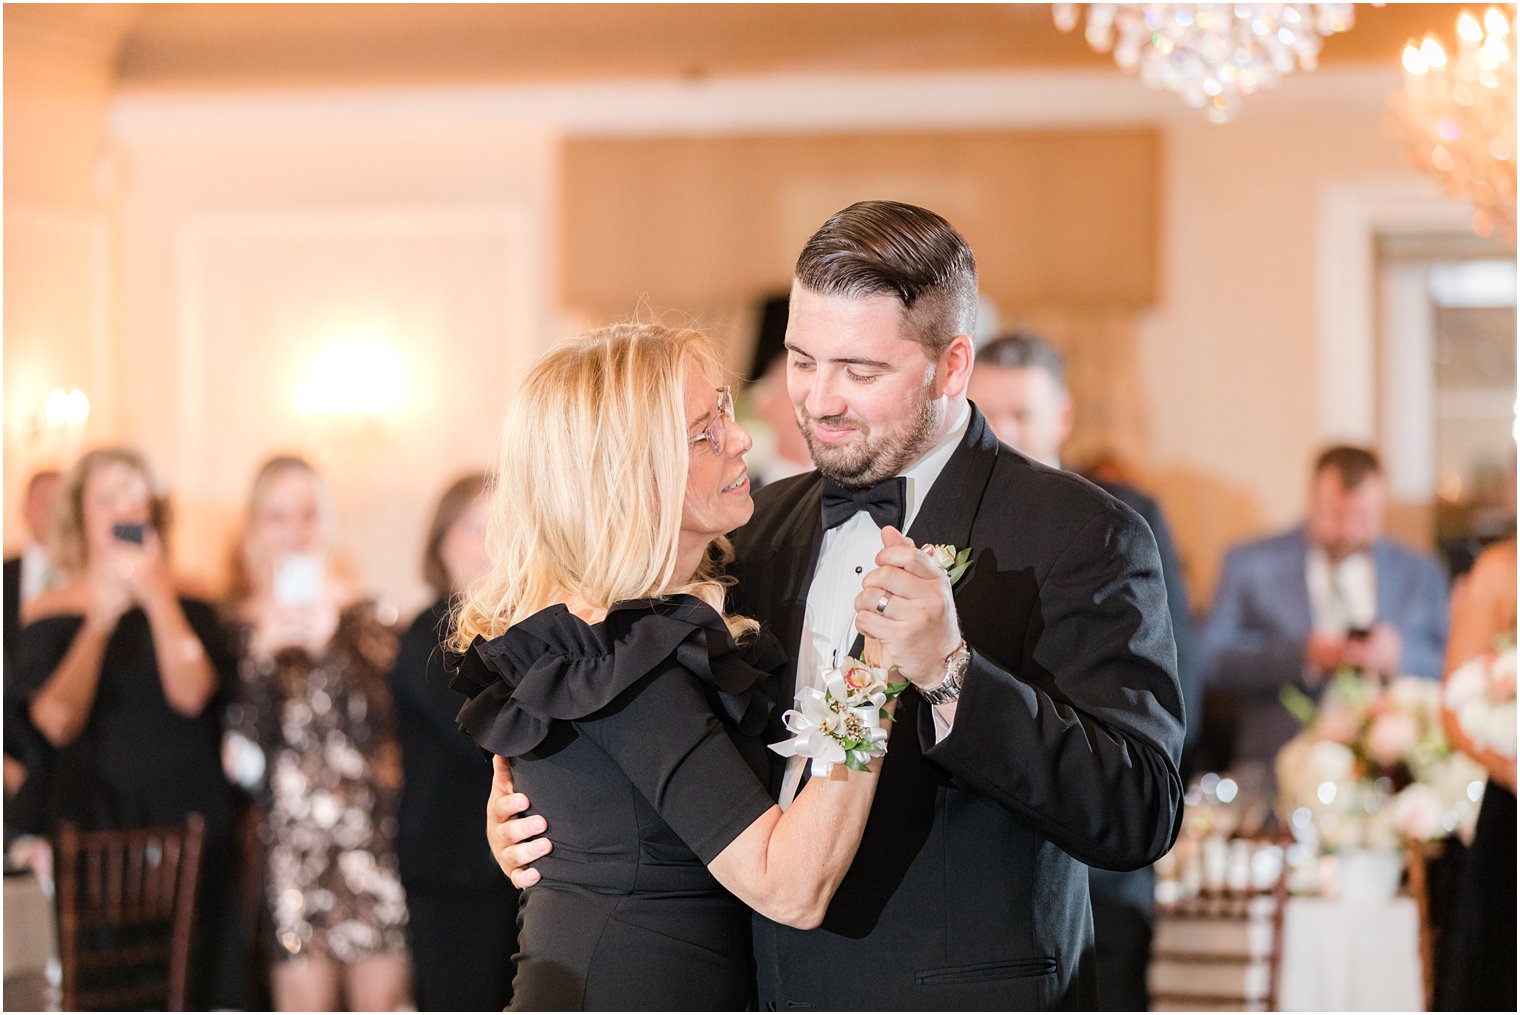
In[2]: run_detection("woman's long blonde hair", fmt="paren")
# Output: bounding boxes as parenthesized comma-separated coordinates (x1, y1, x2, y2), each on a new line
(450, 322, 756, 652)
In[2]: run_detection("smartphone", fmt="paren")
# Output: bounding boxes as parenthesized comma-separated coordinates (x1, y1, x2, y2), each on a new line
(112, 522, 146, 545)
(273, 553, 324, 606)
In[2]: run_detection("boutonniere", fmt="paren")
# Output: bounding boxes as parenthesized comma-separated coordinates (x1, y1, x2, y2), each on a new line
(769, 657, 910, 775)
(924, 543, 973, 586)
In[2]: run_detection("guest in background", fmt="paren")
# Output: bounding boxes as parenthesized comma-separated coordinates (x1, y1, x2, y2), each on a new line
(224, 455, 411, 1011)
(9, 447, 244, 1008)
(749, 354, 815, 486)
(1201, 446, 1449, 772)
(5, 470, 64, 846)
(968, 331, 1199, 1012)
(4, 469, 61, 653)
(387, 473, 517, 1011)
(1440, 537, 1516, 1012)
(743, 296, 815, 488)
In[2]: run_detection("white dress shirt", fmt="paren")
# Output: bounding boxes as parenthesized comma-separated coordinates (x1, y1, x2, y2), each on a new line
(1306, 546, 1377, 636)
(19, 541, 52, 605)
(778, 402, 971, 809)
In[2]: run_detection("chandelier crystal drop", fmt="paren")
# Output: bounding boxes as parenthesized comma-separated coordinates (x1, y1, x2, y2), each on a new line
(1393, 6, 1517, 247)
(1053, 4, 1359, 123)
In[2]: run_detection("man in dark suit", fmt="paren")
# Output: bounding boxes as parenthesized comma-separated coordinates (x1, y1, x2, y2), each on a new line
(968, 330, 1200, 1011)
(1201, 446, 1449, 770)
(488, 201, 1185, 1008)
(4, 468, 61, 845)
(3, 469, 60, 655)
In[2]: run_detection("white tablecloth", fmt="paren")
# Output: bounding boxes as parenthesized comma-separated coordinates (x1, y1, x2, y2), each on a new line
(1278, 895, 1423, 1012)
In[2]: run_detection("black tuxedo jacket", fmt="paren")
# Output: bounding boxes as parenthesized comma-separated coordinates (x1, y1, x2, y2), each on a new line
(729, 407, 1185, 1010)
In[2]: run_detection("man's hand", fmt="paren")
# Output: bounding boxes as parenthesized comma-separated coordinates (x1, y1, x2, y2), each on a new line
(1305, 630, 1346, 676)
(852, 526, 961, 689)
(1342, 624, 1402, 678)
(486, 755, 552, 889)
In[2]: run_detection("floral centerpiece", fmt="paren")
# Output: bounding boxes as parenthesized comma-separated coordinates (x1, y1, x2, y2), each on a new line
(1277, 673, 1486, 851)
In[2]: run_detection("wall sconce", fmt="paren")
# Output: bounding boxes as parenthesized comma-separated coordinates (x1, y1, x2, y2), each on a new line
(293, 337, 405, 418)
(33, 387, 91, 432)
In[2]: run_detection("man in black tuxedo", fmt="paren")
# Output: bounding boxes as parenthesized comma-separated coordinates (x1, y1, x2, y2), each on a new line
(969, 331, 1201, 1010)
(489, 201, 1185, 1009)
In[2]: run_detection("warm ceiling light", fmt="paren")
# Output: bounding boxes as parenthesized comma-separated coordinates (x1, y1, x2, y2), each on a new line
(1393, 5, 1517, 247)
(293, 337, 406, 417)
(1053, 3, 1360, 123)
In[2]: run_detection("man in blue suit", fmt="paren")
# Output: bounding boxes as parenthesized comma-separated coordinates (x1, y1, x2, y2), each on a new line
(1201, 446, 1449, 770)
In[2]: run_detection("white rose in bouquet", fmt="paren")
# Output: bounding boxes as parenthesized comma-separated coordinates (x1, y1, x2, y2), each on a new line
(1446, 645, 1518, 760)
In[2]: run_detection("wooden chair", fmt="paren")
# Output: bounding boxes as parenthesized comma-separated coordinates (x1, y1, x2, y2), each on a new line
(1148, 837, 1292, 1011)
(55, 813, 206, 1012)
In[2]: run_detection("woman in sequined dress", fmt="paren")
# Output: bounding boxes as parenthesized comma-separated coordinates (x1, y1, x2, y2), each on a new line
(223, 455, 411, 1011)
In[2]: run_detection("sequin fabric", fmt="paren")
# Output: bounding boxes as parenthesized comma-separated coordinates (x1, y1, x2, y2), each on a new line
(227, 602, 409, 965)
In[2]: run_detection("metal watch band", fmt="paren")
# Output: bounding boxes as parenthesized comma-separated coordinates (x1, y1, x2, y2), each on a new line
(920, 641, 969, 705)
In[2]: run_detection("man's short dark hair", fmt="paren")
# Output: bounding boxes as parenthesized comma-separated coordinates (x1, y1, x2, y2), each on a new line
(1314, 445, 1382, 488)
(977, 332, 1067, 390)
(794, 200, 978, 357)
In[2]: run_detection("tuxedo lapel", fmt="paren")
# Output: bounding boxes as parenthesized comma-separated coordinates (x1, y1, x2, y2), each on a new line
(763, 474, 826, 702)
(903, 407, 1000, 561)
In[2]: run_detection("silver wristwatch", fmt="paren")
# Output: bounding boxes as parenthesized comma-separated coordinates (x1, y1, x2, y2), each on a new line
(919, 640, 970, 706)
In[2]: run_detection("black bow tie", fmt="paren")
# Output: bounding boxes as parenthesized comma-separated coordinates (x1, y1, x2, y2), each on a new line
(820, 476, 906, 531)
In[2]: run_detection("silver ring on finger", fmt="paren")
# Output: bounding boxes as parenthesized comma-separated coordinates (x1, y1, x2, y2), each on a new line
(874, 590, 894, 615)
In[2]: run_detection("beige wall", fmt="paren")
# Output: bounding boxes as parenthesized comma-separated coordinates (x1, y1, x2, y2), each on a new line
(108, 115, 559, 612)
(564, 130, 1158, 317)
(2, 65, 1454, 617)
(3, 16, 122, 554)
(1138, 120, 1426, 608)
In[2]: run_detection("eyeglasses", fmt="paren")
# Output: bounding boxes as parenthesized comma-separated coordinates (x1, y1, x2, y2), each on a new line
(689, 386, 735, 456)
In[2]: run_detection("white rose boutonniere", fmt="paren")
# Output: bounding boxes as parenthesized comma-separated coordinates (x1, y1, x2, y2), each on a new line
(924, 543, 973, 586)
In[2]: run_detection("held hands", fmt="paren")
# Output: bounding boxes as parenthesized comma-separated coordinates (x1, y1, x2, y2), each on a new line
(86, 527, 170, 633)
(852, 526, 961, 690)
(1306, 624, 1403, 679)
(1341, 624, 1402, 678)
(249, 595, 340, 659)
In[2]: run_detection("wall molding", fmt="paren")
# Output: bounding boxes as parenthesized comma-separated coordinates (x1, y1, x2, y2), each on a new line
(111, 67, 1404, 139)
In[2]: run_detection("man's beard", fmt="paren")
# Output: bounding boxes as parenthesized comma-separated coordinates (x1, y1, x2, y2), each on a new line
(799, 388, 940, 489)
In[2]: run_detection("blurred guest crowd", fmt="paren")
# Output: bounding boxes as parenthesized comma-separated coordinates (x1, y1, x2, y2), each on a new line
(2, 320, 1512, 1012)
(3, 452, 517, 1011)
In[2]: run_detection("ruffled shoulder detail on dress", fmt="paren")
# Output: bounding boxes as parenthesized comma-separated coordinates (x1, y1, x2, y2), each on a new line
(451, 594, 784, 758)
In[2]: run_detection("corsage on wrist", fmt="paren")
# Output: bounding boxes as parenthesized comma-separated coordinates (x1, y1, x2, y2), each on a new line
(769, 658, 909, 774)
(770, 542, 974, 777)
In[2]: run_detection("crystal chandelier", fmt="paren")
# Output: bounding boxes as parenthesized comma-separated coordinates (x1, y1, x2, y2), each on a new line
(1053, 4, 1358, 123)
(1394, 7, 1516, 247)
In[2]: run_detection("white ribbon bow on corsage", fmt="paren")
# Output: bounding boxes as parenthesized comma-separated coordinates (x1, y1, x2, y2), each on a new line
(769, 661, 894, 775)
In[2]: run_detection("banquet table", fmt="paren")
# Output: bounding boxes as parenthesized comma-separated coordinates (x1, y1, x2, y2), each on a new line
(1151, 891, 1425, 1012)
(1277, 895, 1424, 1011)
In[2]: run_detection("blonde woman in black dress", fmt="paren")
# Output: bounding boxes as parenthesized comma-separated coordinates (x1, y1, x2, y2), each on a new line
(451, 323, 889, 1010)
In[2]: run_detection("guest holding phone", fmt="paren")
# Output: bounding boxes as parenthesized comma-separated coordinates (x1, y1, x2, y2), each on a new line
(9, 446, 244, 1008)
(223, 455, 411, 1011)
